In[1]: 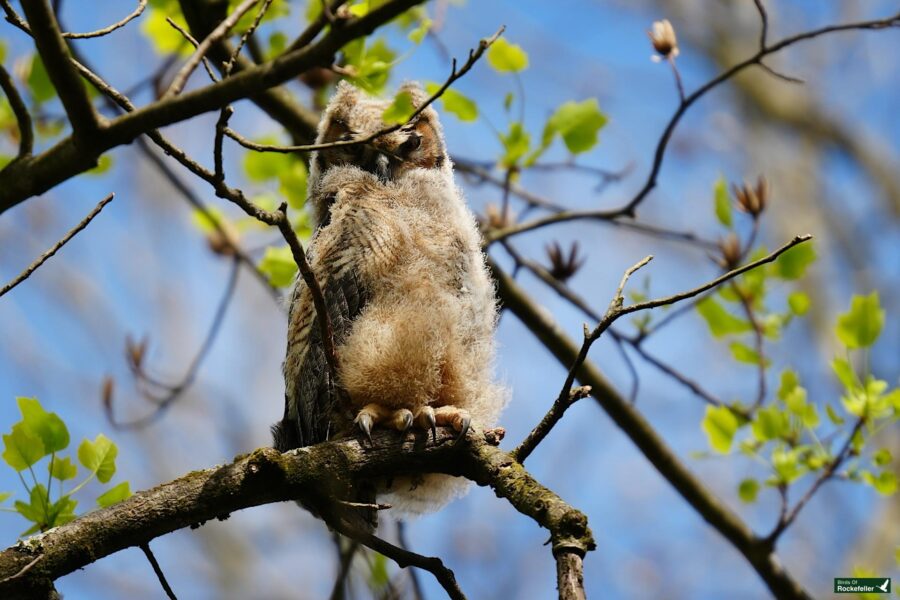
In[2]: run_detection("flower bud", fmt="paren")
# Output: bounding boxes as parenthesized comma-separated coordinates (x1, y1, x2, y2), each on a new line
(733, 176, 768, 218)
(649, 19, 679, 60)
(718, 233, 742, 269)
(546, 241, 585, 282)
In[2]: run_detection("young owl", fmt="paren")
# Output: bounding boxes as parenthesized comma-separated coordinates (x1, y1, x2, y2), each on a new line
(272, 81, 506, 517)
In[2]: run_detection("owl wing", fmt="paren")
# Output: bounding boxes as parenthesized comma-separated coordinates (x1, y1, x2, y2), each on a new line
(274, 201, 397, 450)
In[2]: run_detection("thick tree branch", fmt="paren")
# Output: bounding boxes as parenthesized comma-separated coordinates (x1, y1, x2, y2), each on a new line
(19, 0, 100, 138)
(0, 0, 425, 212)
(490, 260, 812, 600)
(0, 429, 593, 600)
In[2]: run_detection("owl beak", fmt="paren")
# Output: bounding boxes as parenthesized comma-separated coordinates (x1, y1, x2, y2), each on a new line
(359, 145, 393, 182)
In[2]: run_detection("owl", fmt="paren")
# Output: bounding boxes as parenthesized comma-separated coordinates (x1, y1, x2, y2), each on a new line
(272, 81, 506, 521)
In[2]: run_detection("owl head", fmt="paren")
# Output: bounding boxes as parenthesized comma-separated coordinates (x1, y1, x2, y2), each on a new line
(308, 81, 451, 227)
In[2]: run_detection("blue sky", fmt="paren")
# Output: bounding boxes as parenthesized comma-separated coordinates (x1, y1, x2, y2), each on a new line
(0, 1, 898, 598)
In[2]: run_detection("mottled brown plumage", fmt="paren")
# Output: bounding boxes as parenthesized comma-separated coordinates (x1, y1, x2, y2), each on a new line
(272, 82, 505, 519)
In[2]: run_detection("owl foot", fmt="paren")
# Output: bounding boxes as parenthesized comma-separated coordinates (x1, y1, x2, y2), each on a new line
(354, 404, 414, 444)
(434, 406, 471, 442)
(414, 406, 437, 442)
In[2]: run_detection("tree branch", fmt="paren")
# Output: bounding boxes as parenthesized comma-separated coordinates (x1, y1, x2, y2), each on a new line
(0, 0, 426, 212)
(489, 260, 812, 600)
(61, 0, 147, 39)
(0, 194, 114, 299)
(19, 0, 100, 138)
(0, 63, 34, 159)
(0, 429, 593, 600)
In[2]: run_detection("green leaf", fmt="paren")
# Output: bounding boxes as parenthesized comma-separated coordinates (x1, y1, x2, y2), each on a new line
(382, 91, 416, 125)
(141, 9, 192, 56)
(15, 484, 49, 525)
(77, 434, 118, 483)
(486, 38, 528, 72)
(701, 406, 739, 454)
(49, 456, 78, 481)
(539, 99, 608, 155)
(862, 471, 897, 495)
(729, 341, 769, 367)
(46, 495, 77, 529)
(738, 478, 759, 503)
(17, 397, 69, 454)
(777, 370, 800, 401)
(424, 83, 477, 122)
(0, 491, 12, 503)
(831, 358, 857, 392)
(190, 206, 227, 235)
(503, 92, 514, 112)
(751, 405, 788, 442)
(87, 155, 113, 176)
(772, 447, 804, 484)
(267, 32, 286, 59)
(407, 18, 432, 43)
(873, 448, 892, 467)
(0, 41, 6, 63)
(258, 245, 297, 288)
(27, 55, 56, 104)
(2, 424, 46, 472)
(825, 404, 845, 425)
(713, 176, 732, 228)
(773, 242, 815, 280)
(499, 122, 530, 168)
(97, 481, 131, 507)
(695, 297, 752, 338)
(278, 160, 308, 210)
(787, 292, 810, 316)
(835, 292, 884, 349)
(369, 551, 389, 588)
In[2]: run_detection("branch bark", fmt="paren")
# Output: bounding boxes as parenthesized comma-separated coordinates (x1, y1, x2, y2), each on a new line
(0, 429, 593, 600)
(0, 0, 425, 213)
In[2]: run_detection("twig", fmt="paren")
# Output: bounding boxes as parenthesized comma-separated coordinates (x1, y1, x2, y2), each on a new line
(222, 26, 505, 154)
(0, 63, 33, 158)
(19, 0, 101, 136)
(396, 521, 425, 600)
(0, 194, 114, 299)
(275, 203, 340, 383)
(139, 542, 177, 600)
(165, 17, 219, 83)
(287, 0, 348, 53)
(163, 0, 260, 98)
(225, 0, 274, 75)
(108, 257, 240, 429)
(62, 0, 147, 39)
(750, 0, 804, 83)
(490, 261, 812, 599)
(0, 554, 42, 585)
(513, 234, 811, 462)
(766, 417, 866, 543)
(328, 537, 360, 600)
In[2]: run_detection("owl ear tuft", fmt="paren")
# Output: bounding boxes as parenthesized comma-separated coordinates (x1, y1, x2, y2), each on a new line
(333, 80, 363, 102)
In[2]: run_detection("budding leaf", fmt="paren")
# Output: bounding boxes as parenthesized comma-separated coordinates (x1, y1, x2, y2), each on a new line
(541, 99, 608, 155)
(729, 341, 769, 367)
(17, 397, 69, 454)
(78, 434, 118, 484)
(487, 38, 528, 73)
(751, 405, 788, 442)
(499, 122, 530, 168)
(787, 292, 810, 316)
(713, 176, 732, 228)
(696, 297, 752, 337)
(27, 54, 56, 104)
(835, 292, 884, 349)
(2, 424, 46, 472)
(382, 91, 416, 125)
(738, 478, 759, 503)
(773, 242, 815, 280)
(49, 456, 78, 481)
(97, 481, 132, 507)
(425, 83, 478, 122)
(259, 245, 298, 288)
(701, 406, 739, 454)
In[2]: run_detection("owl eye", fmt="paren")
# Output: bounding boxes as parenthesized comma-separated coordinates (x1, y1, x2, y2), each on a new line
(399, 133, 421, 155)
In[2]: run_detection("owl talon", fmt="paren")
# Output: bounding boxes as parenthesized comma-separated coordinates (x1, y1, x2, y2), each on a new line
(415, 406, 437, 443)
(395, 409, 414, 433)
(355, 412, 373, 443)
(455, 415, 471, 443)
